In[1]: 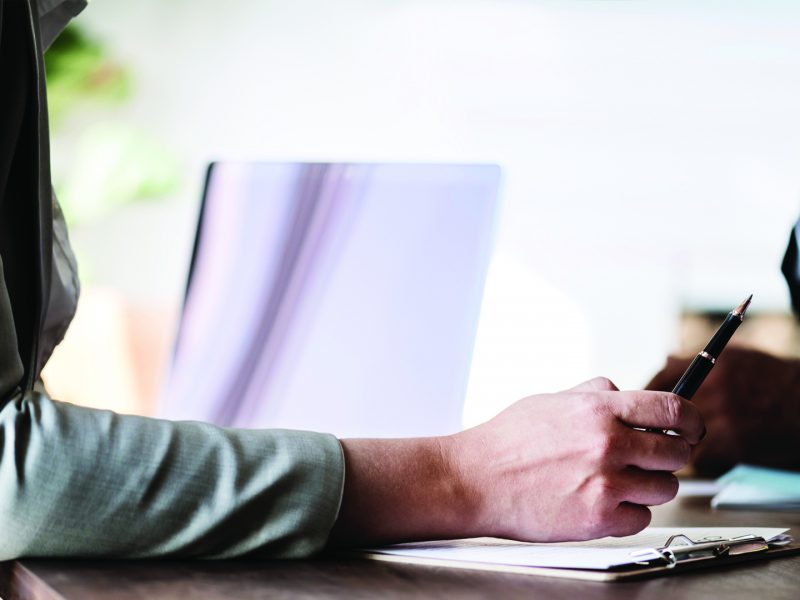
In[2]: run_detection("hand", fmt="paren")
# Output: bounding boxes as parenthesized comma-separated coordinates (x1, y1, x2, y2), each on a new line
(647, 347, 800, 477)
(449, 377, 703, 541)
(330, 377, 703, 546)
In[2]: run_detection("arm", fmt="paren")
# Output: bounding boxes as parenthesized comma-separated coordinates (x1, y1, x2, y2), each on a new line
(0, 376, 703, 560)
(0, 392, 344, 560)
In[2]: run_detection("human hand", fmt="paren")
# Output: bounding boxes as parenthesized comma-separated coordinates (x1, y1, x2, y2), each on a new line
(330, 377, 702, 546)
(647, 347, 800, 477)
(447, 377, 704, 542)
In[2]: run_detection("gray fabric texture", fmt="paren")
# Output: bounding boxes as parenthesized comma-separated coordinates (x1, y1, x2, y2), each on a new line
(38, 0, 88, 50)
(0, 393, 345, 560)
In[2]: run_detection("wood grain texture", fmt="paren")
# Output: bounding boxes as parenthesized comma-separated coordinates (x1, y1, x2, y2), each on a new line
(2, 495, 799, 600)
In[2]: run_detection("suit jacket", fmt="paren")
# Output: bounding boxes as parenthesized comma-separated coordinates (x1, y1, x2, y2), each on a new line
(0, 0, 344, 559)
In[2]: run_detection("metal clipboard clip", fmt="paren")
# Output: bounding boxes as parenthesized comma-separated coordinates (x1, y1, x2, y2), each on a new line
(630, 534, 771, 568)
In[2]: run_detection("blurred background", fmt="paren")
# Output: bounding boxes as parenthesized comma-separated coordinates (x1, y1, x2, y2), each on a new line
(41, 0, 800, 427)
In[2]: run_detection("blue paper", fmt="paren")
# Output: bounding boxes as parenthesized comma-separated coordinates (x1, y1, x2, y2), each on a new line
(712, 464, 800, 510)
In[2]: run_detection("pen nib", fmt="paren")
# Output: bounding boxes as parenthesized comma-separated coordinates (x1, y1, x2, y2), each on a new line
(733, 294, 753, 318)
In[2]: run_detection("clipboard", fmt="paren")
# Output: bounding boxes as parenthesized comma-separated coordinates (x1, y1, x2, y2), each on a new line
(357, 531, 800, 582)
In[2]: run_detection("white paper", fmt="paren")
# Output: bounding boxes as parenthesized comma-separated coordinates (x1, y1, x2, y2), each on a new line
(677, 479, 721, 497)
(365, 527, 790, 570)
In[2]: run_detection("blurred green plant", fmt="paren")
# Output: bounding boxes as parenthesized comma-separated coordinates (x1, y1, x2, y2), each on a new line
(45, 23, 131, 127)
(45, 23, 182, 227)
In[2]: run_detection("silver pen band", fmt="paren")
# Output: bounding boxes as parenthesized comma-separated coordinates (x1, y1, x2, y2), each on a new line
(699, 351, 716, 364)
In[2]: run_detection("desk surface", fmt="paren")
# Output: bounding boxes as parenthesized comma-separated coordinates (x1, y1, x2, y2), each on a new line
(2, 494, 799, 600)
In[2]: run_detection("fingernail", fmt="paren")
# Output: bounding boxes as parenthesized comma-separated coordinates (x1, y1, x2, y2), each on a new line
(699, 426, 707, 441)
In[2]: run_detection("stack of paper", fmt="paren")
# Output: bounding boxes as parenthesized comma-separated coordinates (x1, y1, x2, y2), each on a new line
(362, 527, 789, 572)
(712, 464, 800, 510)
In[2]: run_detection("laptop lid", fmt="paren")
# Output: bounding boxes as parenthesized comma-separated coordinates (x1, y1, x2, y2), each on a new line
(160, 162, 500, 438)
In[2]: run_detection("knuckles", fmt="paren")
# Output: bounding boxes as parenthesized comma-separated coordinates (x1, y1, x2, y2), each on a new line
(593, 472, 624, 505)
(584, 474, 626, 537)
(659, 393, 684, 429)
(588, 376, 617, 391)
(590, 428, 629, 465)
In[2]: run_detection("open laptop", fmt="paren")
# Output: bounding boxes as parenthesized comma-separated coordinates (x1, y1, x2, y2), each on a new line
(159, 162, 501, 438)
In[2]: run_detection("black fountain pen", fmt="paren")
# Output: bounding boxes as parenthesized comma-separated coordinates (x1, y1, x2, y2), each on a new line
(646, 294, 752, 434)
(672, 294, 752, 401)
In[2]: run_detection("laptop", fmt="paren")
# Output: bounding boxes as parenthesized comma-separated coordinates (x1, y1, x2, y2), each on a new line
(159, 162, 501, 438)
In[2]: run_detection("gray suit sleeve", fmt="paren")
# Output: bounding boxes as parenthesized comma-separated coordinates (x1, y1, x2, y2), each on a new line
(37, 0, 89, 50)
(0, 392, 345, 560)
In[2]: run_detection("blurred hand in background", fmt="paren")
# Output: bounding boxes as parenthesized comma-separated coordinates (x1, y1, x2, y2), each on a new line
(647, 347, 800, 477)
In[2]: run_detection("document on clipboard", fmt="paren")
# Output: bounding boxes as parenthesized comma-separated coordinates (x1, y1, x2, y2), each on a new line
(358, 527, 796, 582)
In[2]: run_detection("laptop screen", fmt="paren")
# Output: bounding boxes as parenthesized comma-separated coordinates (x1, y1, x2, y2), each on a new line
(159, 162, 500, 438)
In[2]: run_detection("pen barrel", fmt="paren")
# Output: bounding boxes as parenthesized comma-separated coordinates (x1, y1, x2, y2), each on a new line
(704, 313, 743, 358)
(672, 353, 715, 400)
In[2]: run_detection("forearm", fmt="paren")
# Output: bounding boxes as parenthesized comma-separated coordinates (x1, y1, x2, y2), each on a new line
(0, 392, 345, 560)
(329, 436, 478, 546)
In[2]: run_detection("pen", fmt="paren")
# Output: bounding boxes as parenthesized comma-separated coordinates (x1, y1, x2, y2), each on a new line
(671, 294, 752, 401)
(645, 294, 752, 435)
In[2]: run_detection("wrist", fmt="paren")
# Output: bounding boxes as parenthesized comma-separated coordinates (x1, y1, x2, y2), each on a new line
(330, 434, 483, 545)
(439, 431, 486, 538)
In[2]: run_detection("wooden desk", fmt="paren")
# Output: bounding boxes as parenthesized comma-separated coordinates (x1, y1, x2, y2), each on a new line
(2, 495, 799, 600)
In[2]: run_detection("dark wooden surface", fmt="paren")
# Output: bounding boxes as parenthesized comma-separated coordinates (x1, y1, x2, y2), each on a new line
(1, 494, 799, 600)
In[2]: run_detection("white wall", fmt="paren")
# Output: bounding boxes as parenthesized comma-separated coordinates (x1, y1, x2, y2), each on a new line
(64, 0, 800, 423)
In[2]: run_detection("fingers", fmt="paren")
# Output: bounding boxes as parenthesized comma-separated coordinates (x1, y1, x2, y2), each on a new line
(609, 503, 652, 537)
(605, 391, 705, 444)
(589, 490, 654, 538)
(591, 472, 666, 538)
(612, 468, 678, 506)
(622, 426, 692, 471)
